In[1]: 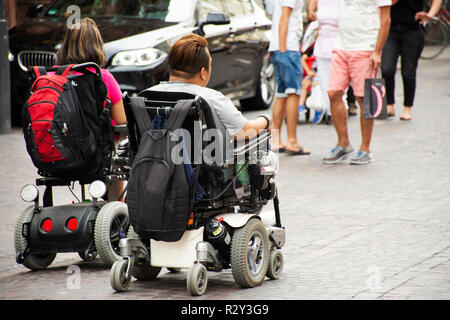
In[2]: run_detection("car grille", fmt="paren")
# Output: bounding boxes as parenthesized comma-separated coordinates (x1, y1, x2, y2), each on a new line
(18, 51, 57, 71)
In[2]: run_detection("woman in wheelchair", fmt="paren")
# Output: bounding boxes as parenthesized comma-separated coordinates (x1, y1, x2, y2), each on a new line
(149, 33, 273, 139)
(56, 17, 127, 200)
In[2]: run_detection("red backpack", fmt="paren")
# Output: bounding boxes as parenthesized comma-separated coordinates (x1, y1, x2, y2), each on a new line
(22, 63, 113, 178)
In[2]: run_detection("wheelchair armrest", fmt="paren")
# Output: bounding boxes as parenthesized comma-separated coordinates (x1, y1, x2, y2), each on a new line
(233, 131, 271, 159)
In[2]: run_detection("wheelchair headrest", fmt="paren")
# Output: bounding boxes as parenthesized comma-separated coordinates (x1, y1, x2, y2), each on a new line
(138, 89, 228, 135)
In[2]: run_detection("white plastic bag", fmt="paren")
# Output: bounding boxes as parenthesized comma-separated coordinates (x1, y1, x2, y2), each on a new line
(306, 82, 325, 110)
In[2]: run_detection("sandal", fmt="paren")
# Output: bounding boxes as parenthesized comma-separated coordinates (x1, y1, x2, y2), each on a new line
(287, 147, 311, 156)
(271, 146, 286, 153)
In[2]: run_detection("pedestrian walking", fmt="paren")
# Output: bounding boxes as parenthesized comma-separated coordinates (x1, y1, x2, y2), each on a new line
(269, 0, 310, 155)
(381, 0, 442, 121)
(323, 0, 392, 165)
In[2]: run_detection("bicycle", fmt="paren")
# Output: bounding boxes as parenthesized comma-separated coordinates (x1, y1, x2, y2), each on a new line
(421, 0, 449, 59)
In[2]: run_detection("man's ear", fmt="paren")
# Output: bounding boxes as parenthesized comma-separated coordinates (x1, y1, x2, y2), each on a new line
(200, 67, 208, 80)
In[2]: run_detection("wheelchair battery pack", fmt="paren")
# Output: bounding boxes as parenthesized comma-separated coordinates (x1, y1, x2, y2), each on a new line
(25, 202, 103, 255)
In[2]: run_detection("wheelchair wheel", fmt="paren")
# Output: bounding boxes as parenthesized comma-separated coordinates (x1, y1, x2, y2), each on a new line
(127, 226, 161, 281)
(94, 201, 129, 267)
(231, 218, 269, 288)
(14, 206, 56, 270)
(78, 250, 97, 262)
(187, 263, 208, 296)
(110, 259, 132, 292)
(266, 249, 283, 280)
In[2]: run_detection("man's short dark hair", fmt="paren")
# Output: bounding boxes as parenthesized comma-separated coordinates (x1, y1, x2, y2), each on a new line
(169, 33, 210, 78)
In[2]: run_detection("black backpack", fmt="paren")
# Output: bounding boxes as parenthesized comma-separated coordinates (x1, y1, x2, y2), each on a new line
(126, 97, 194, 242)
(22, 63, 114, 178)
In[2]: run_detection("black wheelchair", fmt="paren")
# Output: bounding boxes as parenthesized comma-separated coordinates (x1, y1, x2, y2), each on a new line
(15, 63, 131, 270)
(110, 90, 286, 296)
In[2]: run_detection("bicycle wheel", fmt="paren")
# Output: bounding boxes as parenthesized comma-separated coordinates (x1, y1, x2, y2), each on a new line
(421, 18, 448, 59)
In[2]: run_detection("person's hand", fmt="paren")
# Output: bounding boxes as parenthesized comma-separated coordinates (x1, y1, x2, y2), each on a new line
(307, 70, 316, 78)
(307, 11, 317, 21)
(369, 51, 382, 71)
(415, 11, 433, 24)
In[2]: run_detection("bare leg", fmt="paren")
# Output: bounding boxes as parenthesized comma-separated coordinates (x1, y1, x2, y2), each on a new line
(400, 106, 412, 120)
(356, 96, 374, 153)
(108, 181, 126, 201)
(285, 94, 309, 152)
(299, 78, 311, 106)
(271, 97, 287, 149)
(387, 103, 395, 116)
(329, 90, 350, 147)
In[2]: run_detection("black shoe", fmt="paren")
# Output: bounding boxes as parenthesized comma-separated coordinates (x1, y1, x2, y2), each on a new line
(348, 104, 358, 116)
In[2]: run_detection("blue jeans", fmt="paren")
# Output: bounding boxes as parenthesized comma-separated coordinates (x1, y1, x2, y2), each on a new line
(269, 51, 303, 98)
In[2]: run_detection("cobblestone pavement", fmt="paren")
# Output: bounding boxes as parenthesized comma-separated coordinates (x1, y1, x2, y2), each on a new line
(0, 49, 449, 300)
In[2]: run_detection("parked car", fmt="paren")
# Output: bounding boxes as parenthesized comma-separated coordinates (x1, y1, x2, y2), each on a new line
(8, 0, 275, 125)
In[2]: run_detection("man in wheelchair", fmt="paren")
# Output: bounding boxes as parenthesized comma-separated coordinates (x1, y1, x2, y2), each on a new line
(130, 33, 279, 220)
(112, 34, 285, 295)
(151, 33, 274, 139)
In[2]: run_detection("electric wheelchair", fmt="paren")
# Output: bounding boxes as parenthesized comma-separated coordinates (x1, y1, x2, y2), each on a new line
(15, 63, 131, 270)
(110, 90, 286, 296)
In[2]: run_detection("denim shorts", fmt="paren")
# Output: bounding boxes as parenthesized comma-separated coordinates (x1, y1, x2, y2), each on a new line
(269, 51, 303, 98)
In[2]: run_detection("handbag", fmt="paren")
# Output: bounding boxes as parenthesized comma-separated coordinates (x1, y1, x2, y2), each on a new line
(362, 77, 388, 120)
(306, 82, 325, 110)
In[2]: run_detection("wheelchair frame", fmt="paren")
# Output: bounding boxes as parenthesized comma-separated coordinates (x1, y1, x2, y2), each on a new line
(15, 124, 131, 270)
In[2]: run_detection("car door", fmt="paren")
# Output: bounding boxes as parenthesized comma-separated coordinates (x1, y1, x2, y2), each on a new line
(220, 0, 271, 100)
(198, 0, 233, 92)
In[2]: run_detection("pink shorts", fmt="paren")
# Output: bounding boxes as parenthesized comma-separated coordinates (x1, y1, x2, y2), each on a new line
(328, 50, 377, 97)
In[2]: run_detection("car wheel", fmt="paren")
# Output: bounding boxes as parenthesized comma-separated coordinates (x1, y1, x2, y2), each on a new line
(239, 55, 276, 110)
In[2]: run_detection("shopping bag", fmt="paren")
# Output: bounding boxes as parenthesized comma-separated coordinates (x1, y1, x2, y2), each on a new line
(363, 78, 388, 119)
(306, 82, 325, 110)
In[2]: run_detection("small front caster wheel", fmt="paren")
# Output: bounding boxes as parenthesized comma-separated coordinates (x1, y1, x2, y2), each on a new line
(110, 259, 132, 292)
(187, 263, 208, 296)
(266, 249, 283, 280)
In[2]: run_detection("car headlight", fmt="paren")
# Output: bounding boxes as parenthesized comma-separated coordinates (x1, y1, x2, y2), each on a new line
(20, 185, 39, 202)
(111, 48, 167, 67)
(88, 180, 107, 199)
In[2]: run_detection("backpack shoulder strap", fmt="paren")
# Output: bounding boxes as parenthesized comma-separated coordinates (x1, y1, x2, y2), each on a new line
(33, 66, 47, 77)
(165, 99, 195, 131)
(56, 64, 75, 77)
(130, 96, 153, 134)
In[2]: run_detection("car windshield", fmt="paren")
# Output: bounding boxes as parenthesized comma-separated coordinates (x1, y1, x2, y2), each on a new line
(44, 0, 195, 22)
